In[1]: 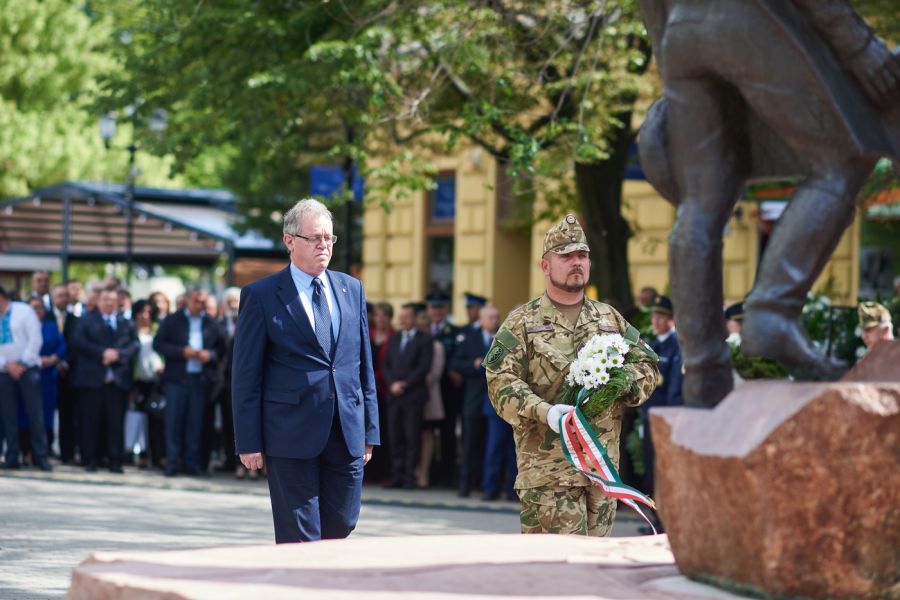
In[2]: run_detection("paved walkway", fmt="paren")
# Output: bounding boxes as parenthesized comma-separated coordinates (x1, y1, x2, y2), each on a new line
(0, 465, 643, 599)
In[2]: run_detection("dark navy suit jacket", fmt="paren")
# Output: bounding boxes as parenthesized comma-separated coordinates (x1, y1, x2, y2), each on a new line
(71, 311, 139, 391)
(231, 266, 379, 460)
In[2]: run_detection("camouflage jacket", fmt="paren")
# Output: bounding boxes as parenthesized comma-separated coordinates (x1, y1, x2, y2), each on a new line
(485, 293, 660, 489)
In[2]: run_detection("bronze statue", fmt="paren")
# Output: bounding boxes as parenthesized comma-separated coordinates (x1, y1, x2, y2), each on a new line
(639, 0, 900, 407)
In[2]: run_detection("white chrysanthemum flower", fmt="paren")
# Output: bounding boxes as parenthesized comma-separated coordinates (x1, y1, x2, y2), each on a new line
(609, 355, 623, 368)
(598, 371, 610, 385)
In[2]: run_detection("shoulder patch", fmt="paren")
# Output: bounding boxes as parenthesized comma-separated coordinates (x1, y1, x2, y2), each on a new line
(484, 327, 520, 371)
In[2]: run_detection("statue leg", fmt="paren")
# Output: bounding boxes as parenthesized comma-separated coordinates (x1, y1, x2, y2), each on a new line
(742, 161, 876, 379)
(665, 78, 745, 407)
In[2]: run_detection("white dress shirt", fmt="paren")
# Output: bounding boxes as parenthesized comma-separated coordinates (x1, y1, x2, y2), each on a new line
(0, 302, 43, 369)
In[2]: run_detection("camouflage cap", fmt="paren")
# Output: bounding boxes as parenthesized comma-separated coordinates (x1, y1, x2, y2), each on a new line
(542, 214, 589, 256)
(858, 301, 892, 330)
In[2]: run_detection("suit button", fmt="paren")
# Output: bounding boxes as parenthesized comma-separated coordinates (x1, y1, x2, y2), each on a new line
(332, 367, 336, 372)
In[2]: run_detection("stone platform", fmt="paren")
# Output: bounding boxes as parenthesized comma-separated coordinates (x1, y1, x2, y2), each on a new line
(68, 534, 747, 599)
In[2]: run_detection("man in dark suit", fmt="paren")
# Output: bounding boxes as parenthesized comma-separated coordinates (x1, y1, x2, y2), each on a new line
(72, 288, 139, 473)
(153, 288, 223, 477)
(232, 199, 379, 543)
(450, 306, 488, 497)
(381, 303, 433, 489)
(463, 292, 487, 332)
(31, 271, 52, 315)
(452, 304, 516, 500)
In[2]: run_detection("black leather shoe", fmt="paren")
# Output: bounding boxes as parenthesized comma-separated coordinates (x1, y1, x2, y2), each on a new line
(164, 468, 177, 477)
(85, 464, 97, 473)
(482, 491, 500, 501)
(109, 465, 124, 474)
(37, 461, 53, 472)
(457, 489, 470, 498)
(383, 481, 403, 489)
(2, 463, 21, 470)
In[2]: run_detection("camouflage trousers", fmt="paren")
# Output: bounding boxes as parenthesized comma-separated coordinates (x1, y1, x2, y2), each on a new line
(517, 485, 617, 536)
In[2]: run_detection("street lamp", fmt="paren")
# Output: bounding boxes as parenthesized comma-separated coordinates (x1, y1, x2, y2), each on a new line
(99, 107, 167, 284)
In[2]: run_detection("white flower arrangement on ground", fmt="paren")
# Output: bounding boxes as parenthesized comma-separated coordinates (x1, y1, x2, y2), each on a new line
(561, 333, 640, 419)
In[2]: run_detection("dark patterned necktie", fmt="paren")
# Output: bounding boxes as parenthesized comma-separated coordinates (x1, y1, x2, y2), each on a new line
(311, 277, 333, 356)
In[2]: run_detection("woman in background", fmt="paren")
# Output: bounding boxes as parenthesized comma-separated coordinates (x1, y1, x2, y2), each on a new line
(132, 299, 165, 468)
(416, 307, 445, 488)
(23, 297, 66, 461)
(366, 302, 395, 484)
(148, 291, 171, 322)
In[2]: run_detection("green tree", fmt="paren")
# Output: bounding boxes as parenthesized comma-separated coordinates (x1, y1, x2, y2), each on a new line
(96, 0, 650, 302)
(0, 0, 179, 198)
(97, 1, 896, 305)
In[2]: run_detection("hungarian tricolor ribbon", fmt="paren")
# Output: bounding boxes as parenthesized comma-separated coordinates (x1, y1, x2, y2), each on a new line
(557, 405, 658, 534)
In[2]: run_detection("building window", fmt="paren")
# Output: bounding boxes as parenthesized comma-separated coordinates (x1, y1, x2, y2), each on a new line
(430, 175, 456, 223)
(426, 173, 455, 296)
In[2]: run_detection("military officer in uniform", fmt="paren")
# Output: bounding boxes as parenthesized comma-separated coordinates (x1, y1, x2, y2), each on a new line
(641, 296, 683, 516)
(485, 215, 660, 536)
(858, 301, 894, 351)
(463, 292, 487, 332)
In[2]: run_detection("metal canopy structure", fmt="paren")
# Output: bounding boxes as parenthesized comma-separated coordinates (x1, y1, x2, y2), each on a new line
(0, 181, 281, 285)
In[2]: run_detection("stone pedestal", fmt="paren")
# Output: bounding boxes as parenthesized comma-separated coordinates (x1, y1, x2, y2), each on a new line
(650, 382, 900, 599)
(69, 534, 751, 599)
(843, 340, 900, 383)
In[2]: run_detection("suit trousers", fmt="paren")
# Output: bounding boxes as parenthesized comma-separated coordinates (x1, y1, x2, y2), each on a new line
(164, 374, 207, 473)
(80, 383, 126, 469)
(57, 372, 79, 463)
(482, 412, 516, 497)
(387, 395, 425, 487)
(265, 413, 363, 543)
(459, 415, 485, 493)
(0, 369, 48, 466)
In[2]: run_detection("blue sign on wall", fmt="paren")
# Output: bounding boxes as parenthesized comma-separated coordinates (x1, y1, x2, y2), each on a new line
(624, 142, 646, 181)
(310, 165, 364, 201)
(431, 176, 456, 220)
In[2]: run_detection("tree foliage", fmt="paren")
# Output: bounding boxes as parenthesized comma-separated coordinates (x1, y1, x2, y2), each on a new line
(93, 0, 897, 302)
(96, 0, 651, 300)
(0, 0, 178, 198)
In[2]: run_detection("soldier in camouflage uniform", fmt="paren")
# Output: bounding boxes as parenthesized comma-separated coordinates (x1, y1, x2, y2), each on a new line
(485, 215, 660, 536)
(858, 301, 894, 351)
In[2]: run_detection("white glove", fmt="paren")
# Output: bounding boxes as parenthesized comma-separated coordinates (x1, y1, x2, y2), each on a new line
(546, 404, 576, 434)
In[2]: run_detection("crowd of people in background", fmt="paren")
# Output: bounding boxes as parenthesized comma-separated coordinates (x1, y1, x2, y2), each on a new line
(0, 270, 521, 498)
(366, 292, 518, 500)
(0, 271, 242, 478)
(3, 268, 893, 504)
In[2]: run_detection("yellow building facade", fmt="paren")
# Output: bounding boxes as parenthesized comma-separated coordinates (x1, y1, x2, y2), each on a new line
(362, 150, 860, 321)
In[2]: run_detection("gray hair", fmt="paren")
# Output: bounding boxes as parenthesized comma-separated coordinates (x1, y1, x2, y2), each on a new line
(283, 198, 333, 236)
(221, 286, 241, 302)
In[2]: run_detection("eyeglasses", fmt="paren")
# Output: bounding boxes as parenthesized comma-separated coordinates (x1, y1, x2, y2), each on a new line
(289, 233, 338, 247)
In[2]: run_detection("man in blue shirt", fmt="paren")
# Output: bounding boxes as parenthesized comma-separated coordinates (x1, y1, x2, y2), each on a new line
(232, 199, 379, 543)
(153, 288, 223, 477)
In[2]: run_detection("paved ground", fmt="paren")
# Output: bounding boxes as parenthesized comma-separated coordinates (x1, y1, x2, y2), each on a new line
(0, 465, 643, 599)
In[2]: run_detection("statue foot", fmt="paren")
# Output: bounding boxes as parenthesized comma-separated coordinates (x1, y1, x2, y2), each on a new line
(742, 309, 847, 381)
(682, 360, 734, 408)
